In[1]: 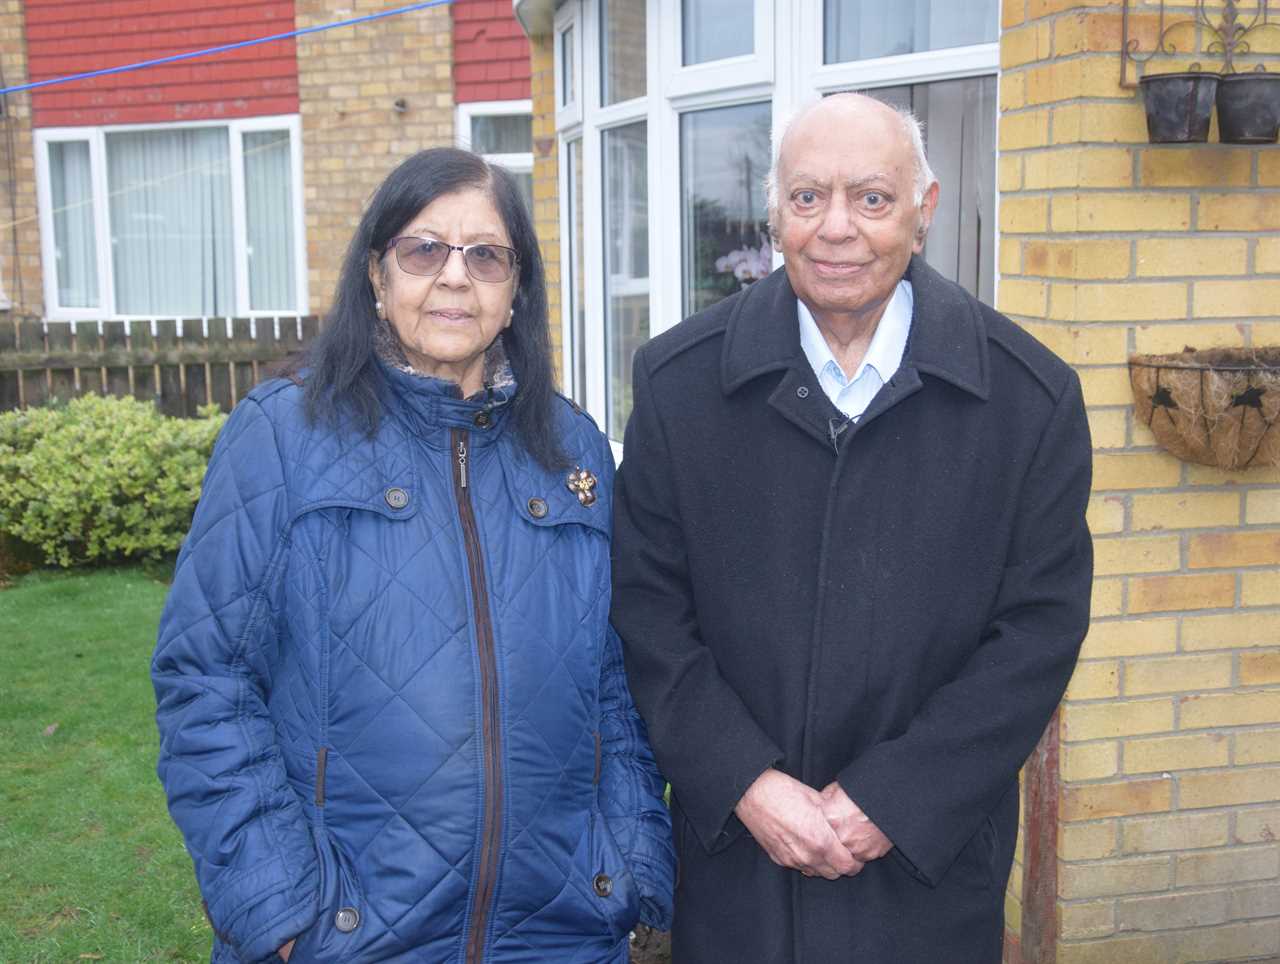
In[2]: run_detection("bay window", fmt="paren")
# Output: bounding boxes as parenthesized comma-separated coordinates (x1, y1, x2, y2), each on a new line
(553, 0, 998, 442)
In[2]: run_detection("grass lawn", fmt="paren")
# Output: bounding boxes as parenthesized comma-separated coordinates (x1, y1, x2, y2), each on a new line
(0, 565, 211, 962)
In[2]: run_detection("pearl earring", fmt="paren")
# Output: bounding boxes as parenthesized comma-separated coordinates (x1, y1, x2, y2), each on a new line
(375, 300, 385, 320)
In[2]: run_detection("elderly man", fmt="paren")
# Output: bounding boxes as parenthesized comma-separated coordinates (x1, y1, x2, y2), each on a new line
(611, 93, 1092, 962)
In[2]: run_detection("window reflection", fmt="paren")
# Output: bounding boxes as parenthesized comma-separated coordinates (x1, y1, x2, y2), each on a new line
(683, 0, 753, 66)
(561, 26, 576, 107)
(824, 0, 997, 63)
(860, 77, 997, 303)
(601, 0, 646, 106)
(603, 122, 648, 440)
(567, 139, 587, 407)
(680, 102, 772, 316)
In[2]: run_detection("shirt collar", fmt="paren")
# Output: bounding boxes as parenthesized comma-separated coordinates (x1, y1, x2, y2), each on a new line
(797, 279, 914, 385)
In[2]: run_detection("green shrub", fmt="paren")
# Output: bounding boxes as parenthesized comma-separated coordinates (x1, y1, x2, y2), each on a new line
(0, 395, 226, 567)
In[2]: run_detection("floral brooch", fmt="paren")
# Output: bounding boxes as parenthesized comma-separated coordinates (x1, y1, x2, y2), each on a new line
(565, 466, 598, 507)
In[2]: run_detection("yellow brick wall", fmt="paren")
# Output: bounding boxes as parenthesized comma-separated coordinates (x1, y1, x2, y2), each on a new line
(1001, 2, 1280, 961)
(295, 0, 455, 316)
(530, 30, 562, 384)
(0, 1, 44, 318)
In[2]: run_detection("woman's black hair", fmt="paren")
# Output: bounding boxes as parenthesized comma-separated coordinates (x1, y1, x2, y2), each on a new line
(295, 147, 566, 470)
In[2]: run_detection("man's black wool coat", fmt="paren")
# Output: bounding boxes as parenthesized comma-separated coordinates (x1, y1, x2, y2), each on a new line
(611, 257, 1093, 964)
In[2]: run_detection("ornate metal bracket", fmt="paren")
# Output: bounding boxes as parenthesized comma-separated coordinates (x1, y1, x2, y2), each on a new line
(1121, 0, 1279, 88)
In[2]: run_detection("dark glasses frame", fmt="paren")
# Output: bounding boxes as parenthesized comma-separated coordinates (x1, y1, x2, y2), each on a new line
(383, 236, 520, 284)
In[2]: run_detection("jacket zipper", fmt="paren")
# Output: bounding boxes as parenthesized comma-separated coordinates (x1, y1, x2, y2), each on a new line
(453, 429, 503, 964)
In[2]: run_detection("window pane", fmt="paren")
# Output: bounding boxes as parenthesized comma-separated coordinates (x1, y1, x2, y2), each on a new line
(107, 127, 234, 317)
(862, 76, 997, 303)
(602, 122, 647, 441)
(824, 0, 997, 63)
(244, 130, 296, 312)
(567, 139, 586, 406)
(683, 0, 752, 65)
(561, 26, 576, 106)
(681, 102, 771, 316)
(49, 141, 99, 308)
(471, 114, 533, 154)
(601, 0, 646, 106)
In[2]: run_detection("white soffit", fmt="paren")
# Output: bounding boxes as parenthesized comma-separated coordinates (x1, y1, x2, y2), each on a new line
(514, 0, 555, 36)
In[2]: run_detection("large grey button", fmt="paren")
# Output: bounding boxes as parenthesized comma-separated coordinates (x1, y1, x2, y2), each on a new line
(796, 386, 810, 399)
(334, 907, 360, 932)
(384, 487, 409, 510)
(528, 497, 548, 519)
(593, 873, 613, 898)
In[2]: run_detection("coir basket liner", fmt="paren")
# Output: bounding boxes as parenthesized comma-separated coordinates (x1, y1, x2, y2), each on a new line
(1129, 348, 1280, 470)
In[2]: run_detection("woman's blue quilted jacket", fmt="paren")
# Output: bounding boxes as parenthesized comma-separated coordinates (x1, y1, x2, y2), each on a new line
(152, 368, 675, 964)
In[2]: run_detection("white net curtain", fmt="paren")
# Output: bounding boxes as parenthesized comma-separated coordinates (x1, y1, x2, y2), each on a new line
(45, 123, 297, 318)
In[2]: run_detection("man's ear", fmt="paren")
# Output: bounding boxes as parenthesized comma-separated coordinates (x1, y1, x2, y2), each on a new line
(913, 181, 941, 254)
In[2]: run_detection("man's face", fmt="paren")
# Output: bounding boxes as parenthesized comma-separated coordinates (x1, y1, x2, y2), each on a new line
(774, 101, 937, 328)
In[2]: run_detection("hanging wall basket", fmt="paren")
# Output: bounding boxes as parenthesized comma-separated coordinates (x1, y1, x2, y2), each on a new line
(1130, 348, 1280, 469)
(1217, 68, 1280, 144)
(1139, 69, 1220, 142)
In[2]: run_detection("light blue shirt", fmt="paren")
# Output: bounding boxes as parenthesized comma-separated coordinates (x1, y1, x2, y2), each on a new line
(797, 280, 913, 422)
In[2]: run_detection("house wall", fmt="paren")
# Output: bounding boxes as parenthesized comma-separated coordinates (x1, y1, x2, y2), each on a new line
(24, 0, 299, 127)
(998, 2, 1280, 962)
(294, 0, 454, 315)
(453, 0, 531, 103)
(0, 1, 43, 317)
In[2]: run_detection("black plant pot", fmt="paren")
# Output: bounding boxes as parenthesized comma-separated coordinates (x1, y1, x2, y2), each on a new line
(1139, 71, 1220, 143)
(1217, 71, 1280, 144)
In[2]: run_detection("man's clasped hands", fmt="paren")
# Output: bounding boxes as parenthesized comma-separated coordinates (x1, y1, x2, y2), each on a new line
(734, 769, 894, 880)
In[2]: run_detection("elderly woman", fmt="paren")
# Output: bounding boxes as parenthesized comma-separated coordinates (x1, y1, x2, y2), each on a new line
(152, 148, 674, 964)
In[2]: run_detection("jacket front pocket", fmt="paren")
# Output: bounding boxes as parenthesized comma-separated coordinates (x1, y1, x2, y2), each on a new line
(290, 829, 366, 964)
(587, 807, 642, 946)
(946, 815, 998, 892)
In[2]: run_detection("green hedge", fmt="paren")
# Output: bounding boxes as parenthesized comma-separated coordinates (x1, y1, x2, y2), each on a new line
(0, 395, 226, 567)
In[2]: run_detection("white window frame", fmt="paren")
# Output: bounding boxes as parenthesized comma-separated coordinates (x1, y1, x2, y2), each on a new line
(455, 99, 535, 181)
(556, 1, 586, 411)
(794, 0, 999, 96)
(556, 13, 582, 121)
(659, 0, 774, 99)
(34, 114, 307, 322)
(554, 0, 1000, 441)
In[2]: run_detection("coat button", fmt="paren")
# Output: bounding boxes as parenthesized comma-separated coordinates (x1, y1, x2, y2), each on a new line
(384, 487, 409, 510)
(334, 907, 360, 932)
(593, 873, 613, 898)
(796, 386, 810, 398)
(473, 411, 491, 428)
(528, 497, 548, 519)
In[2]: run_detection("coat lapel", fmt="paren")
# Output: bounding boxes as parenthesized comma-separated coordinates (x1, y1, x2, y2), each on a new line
(718, 257, 991, 449)
(901, 256, 991, 402)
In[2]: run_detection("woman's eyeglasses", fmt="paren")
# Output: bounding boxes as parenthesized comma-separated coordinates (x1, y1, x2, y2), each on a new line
(384, 236, 519, 284)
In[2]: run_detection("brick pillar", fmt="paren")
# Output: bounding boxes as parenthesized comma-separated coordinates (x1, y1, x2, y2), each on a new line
(999, 2, 1280, 962)
(295, 0, 454, 315)
(0, 2, 43, 317)
(529, 29, 561, 382)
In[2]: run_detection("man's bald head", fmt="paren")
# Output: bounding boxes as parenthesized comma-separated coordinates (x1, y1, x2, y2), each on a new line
(765, 93, 936, 236)
(764, 91, 941, 335)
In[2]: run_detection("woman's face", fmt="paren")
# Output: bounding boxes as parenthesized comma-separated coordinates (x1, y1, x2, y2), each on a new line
(368, 186, 517, 396)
